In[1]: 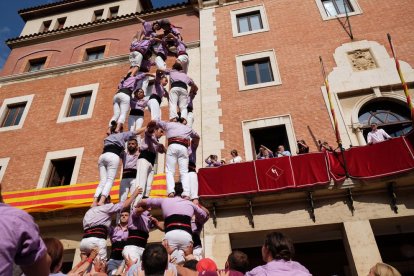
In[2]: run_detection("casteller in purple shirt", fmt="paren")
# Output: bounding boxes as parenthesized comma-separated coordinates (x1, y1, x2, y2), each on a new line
(0, 203, 48, 276)
(245, 259, 312, 276)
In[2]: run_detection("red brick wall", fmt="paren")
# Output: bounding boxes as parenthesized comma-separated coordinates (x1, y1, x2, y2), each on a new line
(213, 0, 414, 160)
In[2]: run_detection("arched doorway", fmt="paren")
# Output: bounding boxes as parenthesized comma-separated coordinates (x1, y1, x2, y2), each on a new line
(358, 99, 412, 140)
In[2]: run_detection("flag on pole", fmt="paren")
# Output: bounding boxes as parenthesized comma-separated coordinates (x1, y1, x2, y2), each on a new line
(320, 56, 341, 144)
(387, 33, 414, 126)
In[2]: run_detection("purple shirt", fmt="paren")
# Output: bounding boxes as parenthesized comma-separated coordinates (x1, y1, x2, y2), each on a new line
(140, 59, 154, 72)
(122, 151, 139, 170)
(142, 21, 156, 38)
(146, 197, 208, 221)
(128, 210, 152, 232)
(130, 98, 148, 111)
(118, 73, 146, 92)
(139, 131, 162, 153)
(176, 40, 187, 54)
(83, 202, 124, 230)
(205, 159, 221, 167)
(157, 120, 199, 139)
(0, 203, 47, 275)
(165, 69, 194, 86)
(104, 131, 136, 149)
(152, 76, 167, 98)
(109, 225, 129, 243)
(245, 260, 311, 276)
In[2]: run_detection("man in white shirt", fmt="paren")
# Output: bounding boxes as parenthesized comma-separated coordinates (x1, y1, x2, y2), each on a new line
(367, 123, 392, 144)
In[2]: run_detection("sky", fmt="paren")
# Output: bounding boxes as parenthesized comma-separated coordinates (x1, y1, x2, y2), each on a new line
(0, 0, 184, 69)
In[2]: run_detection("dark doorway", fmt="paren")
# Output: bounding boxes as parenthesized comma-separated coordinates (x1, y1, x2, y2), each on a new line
(46, 157, 76, 187)
(250, 125, 289, 159)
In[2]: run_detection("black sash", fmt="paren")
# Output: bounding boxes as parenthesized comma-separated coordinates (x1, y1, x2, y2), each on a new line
(125, 229, 149, 248)
(130, 109, 144, 116)
(103, 144, 124, 157)
(149, 94, 162, 105)
(139, 150, 156, 166)
(122, 169, 137, 178)
(110, 240, 126, 260)
(171, 81, 187, 90)
(164, 214, 192, 235)
(118, 88, 132, 96)
(83, 225, 108, 239)
(188, 161, 196, 173)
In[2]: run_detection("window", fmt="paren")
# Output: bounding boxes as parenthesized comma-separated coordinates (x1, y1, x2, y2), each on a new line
(0, 95, 34, 132)
(315, 0, 362, 20)
(57, 83, 99, 123)
(242, 115, 297, 161)
(40, 20, 52, 32)
(0, 158, 10, 183)
(27, 57, 47, 72)
(230, 5, 269, 37)
(109, 6, 119, 19)
(243, 58, 274, 86)
(358, 100, 412, 139)
(93, 9, 104, 21)
(46, 157, 76, 187)
(37, 148, 84, 188)
(67, 92, 92, 117)
(322, 0, 353, 16)
(1, 103, 26, 127)
(236, 50, 282, 91)
(237, 11, 263, 33)
(85, 46, 105, 61)
(55, 17, 66, 29)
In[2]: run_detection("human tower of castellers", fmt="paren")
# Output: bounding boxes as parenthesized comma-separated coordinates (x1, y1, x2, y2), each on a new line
(77, 18, 209, 275)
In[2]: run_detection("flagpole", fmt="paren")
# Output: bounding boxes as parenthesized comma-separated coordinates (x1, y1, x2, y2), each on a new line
(387, 33, 414, 126)
(319, 56, 349, 178)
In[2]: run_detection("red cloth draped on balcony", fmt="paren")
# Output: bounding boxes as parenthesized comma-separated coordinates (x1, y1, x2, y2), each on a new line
(198, 153, 330, 198)
(327, 136, 414, 182)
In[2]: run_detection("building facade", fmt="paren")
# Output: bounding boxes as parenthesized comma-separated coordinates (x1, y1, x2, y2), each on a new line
(1, 0, 414, 275)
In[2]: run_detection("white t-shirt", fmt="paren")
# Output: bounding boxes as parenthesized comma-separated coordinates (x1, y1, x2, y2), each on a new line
(229, 156, 242, 163)
(367, 129, 391, 144)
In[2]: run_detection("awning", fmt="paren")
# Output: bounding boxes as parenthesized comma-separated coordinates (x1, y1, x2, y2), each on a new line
(3, 174, 167, 213)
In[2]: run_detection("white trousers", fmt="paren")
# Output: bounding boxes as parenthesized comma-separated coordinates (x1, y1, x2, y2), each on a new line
(169, 87, 188, 120)
(110, 93, 130, 125)
(164, 230, 192, 264)
(155, 56, 166, 69)
(95, 152, 120, 198)
(119, 177, 136, 202)
(134, 158, 154, 206)
(177, 54, 189, 74)
(166, 144, 190, 197)
(80, 237, 107, 261)
(136, 77, 150, 96)
(193, 246, 203, 261)
(122, 245, 145, 265)
(188, 171, 199, 200)
(129, 51, 143, 68)
(148, 98, 161, 120)
(187, 111, 194, 128)
(128, 115, 144, 131)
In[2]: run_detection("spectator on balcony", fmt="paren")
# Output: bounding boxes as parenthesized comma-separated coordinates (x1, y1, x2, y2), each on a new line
(367, 123, 392, 144)
(318, 140, 334, 152)
(229, 150, 243, 163)
(275, 145, 291, 157)
(205, 155, 222, 167)
(245, 232, 311, 276)
(257, 145, 274, 159)
(297, 140, 309, 154)
(368, 262, 401, 276)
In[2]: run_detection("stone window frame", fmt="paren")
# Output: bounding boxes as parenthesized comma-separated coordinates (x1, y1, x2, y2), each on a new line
(241, 115, 297, 161)
(236, 49, 282, 91)
(0, 94, 34, 133)
(230, 5, 270, 37)
(315, 0, 362, 21)
(57, 83, 99, 123)
(0, 157, 10, 183)
(37, 147, 84, 188)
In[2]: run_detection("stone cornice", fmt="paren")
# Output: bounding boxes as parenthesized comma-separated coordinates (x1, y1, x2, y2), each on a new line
(0, 41, 200, 86)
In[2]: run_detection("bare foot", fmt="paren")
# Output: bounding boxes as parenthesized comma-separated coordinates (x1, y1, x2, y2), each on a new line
(97, 196, 106, 206)
(192, 199, 199, 205)
(168, 192, 175, 198)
